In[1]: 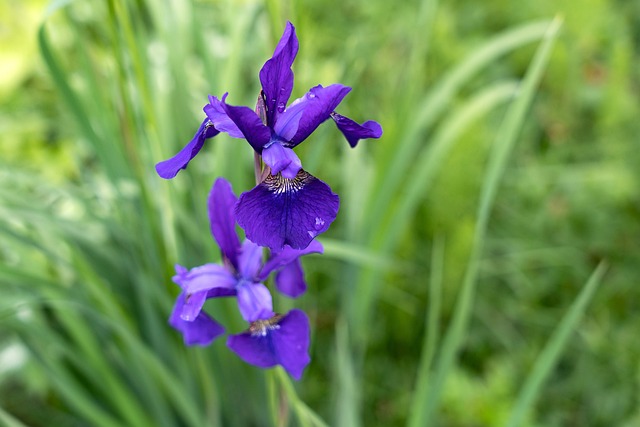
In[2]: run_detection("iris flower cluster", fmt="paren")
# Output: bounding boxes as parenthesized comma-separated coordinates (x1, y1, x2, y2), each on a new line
(157, 22, 381, 379)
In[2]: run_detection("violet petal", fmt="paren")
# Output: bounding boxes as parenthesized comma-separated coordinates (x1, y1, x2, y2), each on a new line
(174, 263, 237, 295)
(237, 240, 264, 280)
(221, 95, 271, 152)
(259, 21, 298, 127)
(155, 118, 219, 179)
(274, 259, 307, 298)
(235, 171, 340, 250)
(208, 178, 241, 268)
(261, 143, 302, 178)
(204, 95, 244, 138)
(260, 240, 323, 280)
(169, 293, 225, 346)
(236, 282, 274, 322)
(330, 112, 383, 148)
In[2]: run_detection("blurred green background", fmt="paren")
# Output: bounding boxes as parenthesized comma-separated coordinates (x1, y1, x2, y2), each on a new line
(1, 0, 638, 426)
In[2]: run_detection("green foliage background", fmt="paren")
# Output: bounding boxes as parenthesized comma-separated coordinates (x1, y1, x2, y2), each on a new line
(0, 0, 638, 426)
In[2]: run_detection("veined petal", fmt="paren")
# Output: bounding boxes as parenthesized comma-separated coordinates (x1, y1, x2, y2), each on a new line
(169, 293, 224, 346)
(221, 95, 271, 152)
(261, 143, 302, 178)
(208, 178, 241, 268)
(274, 260, 306, 298)
(235, 170, 340, 250)
(237, 240, 264, 280)
(236, 282, 274, 322)
(330, 112, 383, 147)
(155, 118, 219, 179)
(204, 95, 244, 138)
(285, 84, 352, 147)
(260, 240, 323, 280)
(226, 309, 310, 380)
(173, 263, 236, 295)
(259, 21, 298, 127)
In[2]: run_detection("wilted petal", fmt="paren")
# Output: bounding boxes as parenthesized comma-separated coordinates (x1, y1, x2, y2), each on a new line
(259, 21, 298, 127)
(235, 170, 339, 250)
(174, 263, 236, 295)
(222, 95, 271, 152)
(155, 118, 219, 179)
(226, 309, 310, 380)
(204, 95, 244, 138)
(169, 293, 224, 346)
(208, 178, 241, 268)
(261, 143, 302, 178)
(260, 240, 323, 280)
(330, 112, 383, 148)
(274, 260, 306, 298)
(285, 84, 352, 147)
(236, 282, 274, 322)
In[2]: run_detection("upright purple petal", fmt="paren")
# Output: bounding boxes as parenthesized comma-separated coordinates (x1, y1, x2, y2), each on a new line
(236, 282, 274, 322)
(261, 143, 302, 178)
(274, 260, 307, 298)
(283, 84, 352, 147)
(260, 240, 323, 280)
(221, 95, 271, 152)
(237, 240, 264, 280)
(169, 293, 225, 346)
(330, 113, 383, 148)
(208, 178, 241, 267)
(226, 309, 310, 380)
(235, 170, 340, 250)
(155, 118, 219, 179)
(204, 95, 244, 138)
(259, 21, 298, 127)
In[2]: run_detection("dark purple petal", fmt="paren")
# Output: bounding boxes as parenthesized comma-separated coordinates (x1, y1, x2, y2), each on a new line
(208, 178, 241, 267)
(261, 143, 302, 178)
(204, 95, 244, 138)
(235, 170, 340, 250)
(260, 240, 323, 280)
(259, 21, 298, 127)
(169, 293, 224, 346)
(330, 113, 383, 148)
(221, 95, 272, 152)
(283, 84, 351, 147)
(237, 240, 264, 280)
(236, 282, 274, 322)
(173, 263, 236, 295)
(274, 259, 306, 298)
(155, 118, 219, 179)
(226, 309, 310, 380)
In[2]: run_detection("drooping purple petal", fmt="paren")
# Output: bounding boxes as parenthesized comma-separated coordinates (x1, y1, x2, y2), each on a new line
(260, 240, 323, 280)
(155, 118, 219, 179)
(282, 84, 351, 147)
(208, 178, 241, 267)
(261, 142, 302, 178)
(204, 95, 244, 138)
(330, 112, 383, 148)
(174, 263, 236, 295)
(226, 309, 310, 380)
(236, 282, 274, 322)
(221, 94, 271, 152)
(235, 170, 340, 250)
(259, 21, 298, 127)
(169, 293, 224, 346)
(237, 240, 264, 280)
(274, 259, 307, 298)
(180, 290, 208, 321)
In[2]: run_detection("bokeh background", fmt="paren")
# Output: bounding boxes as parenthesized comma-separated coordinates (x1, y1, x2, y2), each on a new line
(1, 0, 639, 426)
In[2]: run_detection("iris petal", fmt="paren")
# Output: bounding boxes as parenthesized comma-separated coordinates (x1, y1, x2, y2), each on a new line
(204, 95, 244, 138)
(274, 260, 307, 298)
(261, 143, 302, 178)
(260, 240, 323, 280)
(236, 282, 274, 322)
(330, 112, 383, 147)
(173, 263, 236, 295)
(169, 293, 225, 346)
(222, 95, 271, 152)
(155, 118, 219, 179)
(235, 170, 340, 250)
(259, 21, 298, 127)
(208, 178, 242, 268)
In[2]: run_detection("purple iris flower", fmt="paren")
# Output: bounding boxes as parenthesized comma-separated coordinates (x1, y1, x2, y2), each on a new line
(227, 309, 311, 380)
(169, 178, 322, 342)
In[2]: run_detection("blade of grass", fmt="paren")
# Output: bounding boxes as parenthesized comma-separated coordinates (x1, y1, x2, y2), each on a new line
(505, 261, 608, 427)
(418, 16, 563, 425)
